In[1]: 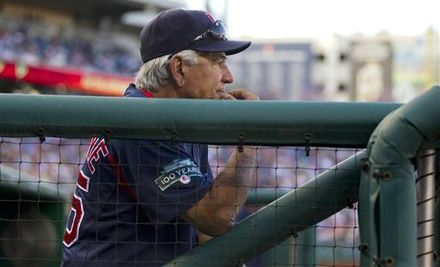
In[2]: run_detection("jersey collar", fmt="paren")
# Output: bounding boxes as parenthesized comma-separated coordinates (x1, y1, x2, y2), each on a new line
(142, 89, 154, 98)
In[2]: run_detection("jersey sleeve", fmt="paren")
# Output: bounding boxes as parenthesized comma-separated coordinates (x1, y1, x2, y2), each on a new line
(112, 140, 213, 224)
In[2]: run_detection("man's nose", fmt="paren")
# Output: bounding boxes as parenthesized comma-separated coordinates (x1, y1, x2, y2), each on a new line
(221, 65, 234, 84)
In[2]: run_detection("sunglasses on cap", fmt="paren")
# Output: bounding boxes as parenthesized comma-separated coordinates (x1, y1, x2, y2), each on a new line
(191, 20, 227, 43)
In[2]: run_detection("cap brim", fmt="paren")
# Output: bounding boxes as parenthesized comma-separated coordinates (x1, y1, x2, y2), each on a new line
(190, 40, 251, 55)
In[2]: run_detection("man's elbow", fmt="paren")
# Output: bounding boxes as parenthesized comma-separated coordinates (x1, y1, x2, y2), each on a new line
(185, 204, 238, 237)
(210, 216, 235, 236)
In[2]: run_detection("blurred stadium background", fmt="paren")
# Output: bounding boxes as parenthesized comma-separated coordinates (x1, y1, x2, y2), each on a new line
(1, 0, 438, 99)
(0, 0, 439, 266)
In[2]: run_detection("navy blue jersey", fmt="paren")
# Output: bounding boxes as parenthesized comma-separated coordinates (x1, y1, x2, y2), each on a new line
(62, 85, 214, 267)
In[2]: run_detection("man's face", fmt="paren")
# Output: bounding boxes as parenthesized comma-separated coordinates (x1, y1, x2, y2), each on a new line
(179, 52, 233, 99)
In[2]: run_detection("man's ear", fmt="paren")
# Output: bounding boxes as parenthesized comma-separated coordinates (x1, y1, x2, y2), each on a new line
(168, 56, 186, 88)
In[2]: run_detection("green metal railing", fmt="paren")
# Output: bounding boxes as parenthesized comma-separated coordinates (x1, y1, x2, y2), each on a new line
(0, 94, 400, 147)
(0, 85, 438, 267)
(359, 85, 440, 267)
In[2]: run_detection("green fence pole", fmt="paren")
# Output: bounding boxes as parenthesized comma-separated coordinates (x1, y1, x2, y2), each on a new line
(295, 227, 316, 267)
(359, 86, 440, 267)
(257, 228, 317, 267)
(0, 93, 401, 147)
(246, 188, 291, 205)
(258, 237, 295, 267)
(246, 189, 315, 266)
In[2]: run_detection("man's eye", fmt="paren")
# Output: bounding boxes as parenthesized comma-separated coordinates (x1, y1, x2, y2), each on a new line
(217, 57, 226, 64)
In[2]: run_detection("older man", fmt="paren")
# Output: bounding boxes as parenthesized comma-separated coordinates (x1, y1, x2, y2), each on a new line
(62, 8, 258, 266)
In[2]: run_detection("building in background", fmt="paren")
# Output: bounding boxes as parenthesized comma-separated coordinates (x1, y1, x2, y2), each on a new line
(234, 29, 439, 102)
(350, 36, 393, 102)
(228, 41, 314, 100)
(315, 30, 439, 102)
(392, 27, 440, 102)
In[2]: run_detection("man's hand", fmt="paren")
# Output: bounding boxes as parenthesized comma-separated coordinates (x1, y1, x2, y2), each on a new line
(197, 231, 213, 245)
(221, 88, 260, 101)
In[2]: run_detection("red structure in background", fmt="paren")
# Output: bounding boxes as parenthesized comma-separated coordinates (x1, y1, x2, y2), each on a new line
(0, 61, 133, 96)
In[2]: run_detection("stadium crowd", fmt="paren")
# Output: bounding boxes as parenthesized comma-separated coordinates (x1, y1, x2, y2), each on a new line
(1, 14, 141, 74)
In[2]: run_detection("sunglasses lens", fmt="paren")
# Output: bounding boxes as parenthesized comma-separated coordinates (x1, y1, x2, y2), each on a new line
(209, 21, 226, 39)
(192, 20, 227, 42)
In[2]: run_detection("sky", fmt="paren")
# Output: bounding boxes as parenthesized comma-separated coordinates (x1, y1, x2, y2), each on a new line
(185, 0, 440, 40)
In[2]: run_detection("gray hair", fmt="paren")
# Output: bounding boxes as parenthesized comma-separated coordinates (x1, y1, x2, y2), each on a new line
(135, 50, 199, 93)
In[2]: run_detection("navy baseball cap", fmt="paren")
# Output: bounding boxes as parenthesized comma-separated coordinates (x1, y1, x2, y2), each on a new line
(140, 9, 251, 63)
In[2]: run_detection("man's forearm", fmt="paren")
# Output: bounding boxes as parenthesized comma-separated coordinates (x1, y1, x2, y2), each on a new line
(233, 147, 257, 186)
(215, 147, 257, 211)
(184, 147, 257, 237)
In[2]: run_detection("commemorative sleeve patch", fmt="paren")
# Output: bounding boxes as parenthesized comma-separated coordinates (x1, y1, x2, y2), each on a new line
(154, 158, 203, 191)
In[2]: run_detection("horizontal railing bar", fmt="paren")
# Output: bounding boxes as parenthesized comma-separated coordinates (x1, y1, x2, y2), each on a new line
(0, 94, 401, 147)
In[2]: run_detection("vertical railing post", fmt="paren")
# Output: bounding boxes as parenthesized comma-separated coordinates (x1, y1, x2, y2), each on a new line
(358, 86, 439, 267)
(417, 149, 437, 267)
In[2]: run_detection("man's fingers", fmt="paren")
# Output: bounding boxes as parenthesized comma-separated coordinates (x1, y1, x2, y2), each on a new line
(220, 93, 236, 100)
(227, 89, 260, 100)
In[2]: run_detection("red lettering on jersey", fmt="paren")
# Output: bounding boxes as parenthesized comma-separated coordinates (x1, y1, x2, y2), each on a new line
(63, 169, 91, 247)
(108, 153, 138, 202)
(77, 170, 90, 192)
(63, 138, 106, 248)
(63, 194, 84, 247)
(86, 138, 109, 174)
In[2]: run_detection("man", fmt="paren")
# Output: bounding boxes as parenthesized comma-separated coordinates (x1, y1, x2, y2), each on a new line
(62, 8, 259, 266)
